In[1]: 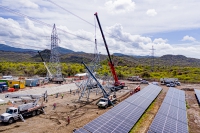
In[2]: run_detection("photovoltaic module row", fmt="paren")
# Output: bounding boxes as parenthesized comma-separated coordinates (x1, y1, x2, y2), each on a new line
(148, 87, 188, 133)
(75, 84, 162, 133)
(194, 89, 200, 104)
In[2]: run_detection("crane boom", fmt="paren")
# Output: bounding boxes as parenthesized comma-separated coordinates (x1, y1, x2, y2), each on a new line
(94, 12, 124, 87)
(38, 51, 53, 79)
(82, 62, 114, 107)
(5, 91, 48, 100)
(82, 62, 109, 98)
(94, 13, 112, 64)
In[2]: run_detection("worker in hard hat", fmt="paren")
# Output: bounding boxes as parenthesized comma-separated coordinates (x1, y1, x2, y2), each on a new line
(66, 115, 70, 125)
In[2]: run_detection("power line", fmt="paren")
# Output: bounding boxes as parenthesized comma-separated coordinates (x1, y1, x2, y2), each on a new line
(46, 0, 95, 27)
(0, 23, 49, 39)
(46, 0, 133, 44)
(0, 5, 94, 44)
(0, 3, 138, 55)
(0, 40, 82, 53)
(0, 40, 48, 50)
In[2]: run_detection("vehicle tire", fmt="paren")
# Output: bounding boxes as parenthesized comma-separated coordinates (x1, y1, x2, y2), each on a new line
(8, 118, 14, 124)
(113, 95, 116, 98)
(104, 105, 108, 109)
(36, 110, 40, 115)
(32, 111, 36, 116)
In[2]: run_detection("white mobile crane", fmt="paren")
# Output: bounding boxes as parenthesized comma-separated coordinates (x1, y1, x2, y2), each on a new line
(0, 91, 47, 124)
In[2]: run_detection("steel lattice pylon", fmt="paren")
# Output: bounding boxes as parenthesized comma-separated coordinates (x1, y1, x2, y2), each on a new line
(48, 24, 62, 79)
(76, 36, 103, 101)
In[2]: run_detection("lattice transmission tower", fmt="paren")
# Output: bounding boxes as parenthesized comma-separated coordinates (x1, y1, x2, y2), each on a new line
(77, 21, 102, 101)
(48, 24, 62, 79)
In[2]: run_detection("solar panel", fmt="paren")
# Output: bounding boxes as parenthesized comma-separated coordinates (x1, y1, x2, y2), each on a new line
(148, 87, 188, 133)
(74, 128, 89, 133)
(194, 89, 200, 104)
(75, 84, 162, 133)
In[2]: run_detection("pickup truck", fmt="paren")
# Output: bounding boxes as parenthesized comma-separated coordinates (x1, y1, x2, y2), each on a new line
(97, 95, 116, 109)
(166, 82, 176, 87)
(140, 80, 149, 84)
(175, 81, 181, 86)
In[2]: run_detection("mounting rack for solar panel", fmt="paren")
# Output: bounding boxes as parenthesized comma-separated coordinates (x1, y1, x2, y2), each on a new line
(74, 84, 162, 133)
(148, 87, 188, 133)
(194, 89, 200, 105)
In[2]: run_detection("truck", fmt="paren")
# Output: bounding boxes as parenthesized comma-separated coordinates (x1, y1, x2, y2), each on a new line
(0, 82, 8, 93)
(0, 91, 47, 124)
(97, 95, 116, 109)
(94, 12, 125, 90)
(82, 62, 115, 109)
(127, 76, 142, 81)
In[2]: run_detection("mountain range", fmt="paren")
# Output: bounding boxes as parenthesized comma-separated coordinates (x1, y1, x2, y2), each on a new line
(0, 44, 200, 67)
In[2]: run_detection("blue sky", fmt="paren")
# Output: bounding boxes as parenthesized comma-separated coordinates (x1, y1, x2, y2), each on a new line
(0, 0, 200, 58)
(149, 28, 200, 44)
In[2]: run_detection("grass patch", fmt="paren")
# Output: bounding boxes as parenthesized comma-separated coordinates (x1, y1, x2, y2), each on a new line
(186, 101, 190, 109)
(129, 100, 156, 133)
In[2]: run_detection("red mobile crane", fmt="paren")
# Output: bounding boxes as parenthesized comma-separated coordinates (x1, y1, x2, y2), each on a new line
(94, 12, 125, 89)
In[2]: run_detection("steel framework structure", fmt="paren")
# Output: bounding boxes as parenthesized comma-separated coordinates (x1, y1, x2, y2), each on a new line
(48, 24, 62, 79)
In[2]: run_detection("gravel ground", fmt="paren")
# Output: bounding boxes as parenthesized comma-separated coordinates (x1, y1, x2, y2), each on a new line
(0, 80, 199, 133)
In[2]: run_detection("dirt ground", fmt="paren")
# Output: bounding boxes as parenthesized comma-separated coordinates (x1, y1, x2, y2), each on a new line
(0, 81, 200, 133)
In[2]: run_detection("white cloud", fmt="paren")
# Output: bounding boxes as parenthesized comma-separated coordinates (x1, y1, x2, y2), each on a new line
(182, 35, 196, 42)
(173, 6, 178, 10)
(106, 23, 152, 49)
(153, 38, 168, 44)
(1, 0, 200, 58)
(1, 0, 39, 9)
(105, 0, 135, 14)
(19, 0, 39, 9)
(146, 9, 157, 17)
(0, 40, 6, 44)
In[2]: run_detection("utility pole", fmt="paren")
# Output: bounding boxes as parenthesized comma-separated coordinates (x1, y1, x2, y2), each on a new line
(48, 24, 62, 79)
(150, 46, 155, 72)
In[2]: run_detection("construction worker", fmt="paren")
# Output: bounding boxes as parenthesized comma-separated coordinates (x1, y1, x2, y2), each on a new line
(66, 115, 70, 125)
(61, 93, 64, 99)
(53, 103, 56, 110)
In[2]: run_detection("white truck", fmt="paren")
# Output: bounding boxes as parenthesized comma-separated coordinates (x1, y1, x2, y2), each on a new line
(0, 91, 47, 124)
(97, 95, 116, 109)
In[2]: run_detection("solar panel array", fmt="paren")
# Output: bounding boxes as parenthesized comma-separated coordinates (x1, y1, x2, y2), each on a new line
(75, 84, 162, 133)
(194, 89, 200, 104)
(148, 87, 188, 133)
